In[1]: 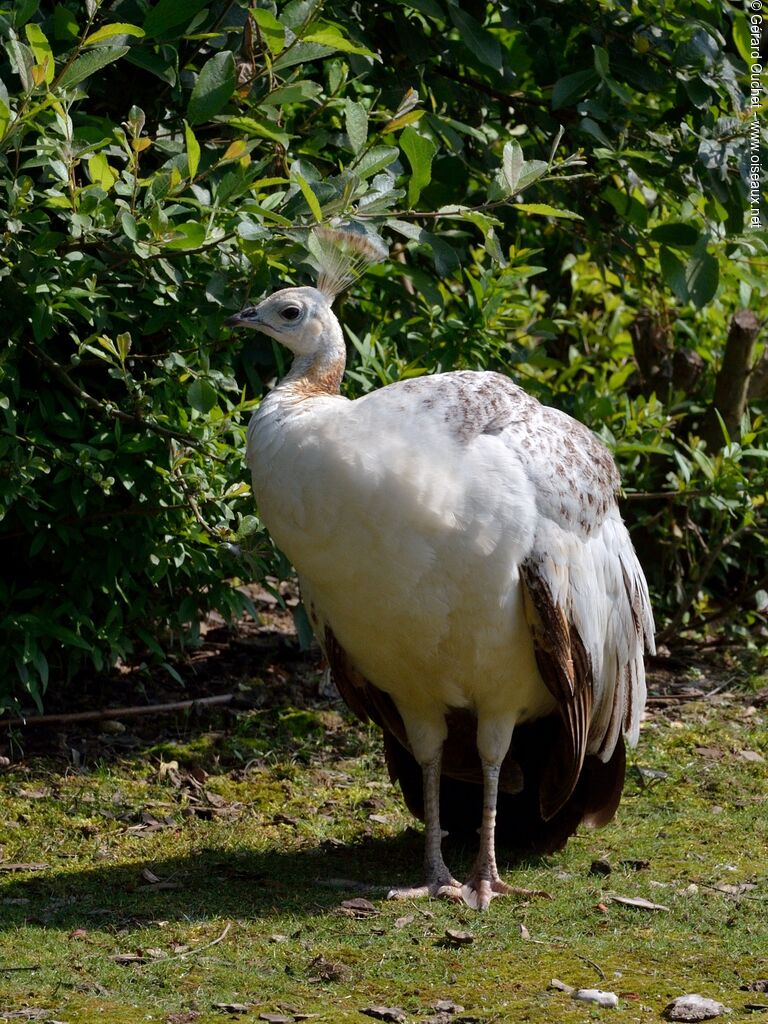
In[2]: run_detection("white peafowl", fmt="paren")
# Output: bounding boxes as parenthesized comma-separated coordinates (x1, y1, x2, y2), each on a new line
(228, 227, 655, 910)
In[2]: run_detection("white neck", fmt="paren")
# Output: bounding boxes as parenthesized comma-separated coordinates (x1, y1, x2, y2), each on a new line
(279, 312, 347, 397)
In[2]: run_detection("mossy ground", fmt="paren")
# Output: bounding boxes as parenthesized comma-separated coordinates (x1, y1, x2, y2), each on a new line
(1, 632, 766, 1024)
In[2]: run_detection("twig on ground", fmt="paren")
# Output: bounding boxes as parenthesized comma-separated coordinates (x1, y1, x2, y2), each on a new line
(3, 694, 235, 729)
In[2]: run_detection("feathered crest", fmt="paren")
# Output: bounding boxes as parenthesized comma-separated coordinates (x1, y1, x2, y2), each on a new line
(307, 225, 388, 300)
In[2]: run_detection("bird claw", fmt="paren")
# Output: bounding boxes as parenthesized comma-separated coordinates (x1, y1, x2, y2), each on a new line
(458, 877, 512, 911)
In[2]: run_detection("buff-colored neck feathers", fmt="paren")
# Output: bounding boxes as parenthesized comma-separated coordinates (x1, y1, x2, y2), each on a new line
(307, 226, 388, 301)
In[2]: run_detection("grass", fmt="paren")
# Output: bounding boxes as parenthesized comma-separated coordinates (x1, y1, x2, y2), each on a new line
(1, 671, 767, 1024)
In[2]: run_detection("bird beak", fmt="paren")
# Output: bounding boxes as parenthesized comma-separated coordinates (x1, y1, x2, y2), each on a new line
(226, 306, 260, 328)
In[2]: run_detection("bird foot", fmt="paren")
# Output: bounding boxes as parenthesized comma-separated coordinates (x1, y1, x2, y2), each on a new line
(454, 876, 512, 911)
(387, 873, 462, 902)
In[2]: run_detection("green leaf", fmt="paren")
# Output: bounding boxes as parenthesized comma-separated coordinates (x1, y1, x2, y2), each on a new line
(57, 46, 130, 89)
(650, 223, 700, 247)
(593, 45, 610, 79)
(517, 160, 548, 191)
(0, 100, 10, 141)
(188, 378, 218, 413)
(187, 51, 236, 126)
(52, 4, 79, 42)
(184, 120, 201, 179)
(660, 246, 687, 302)
(223, 115, 290, 147)
(143, 0, 209, 38)
(6, 36, 34, 91)
(165, 221, 207, 250)
(602, 185, 648, 229)
(24, 23, 54, 84)
(46, 623, 92, 651)
(551, 68, 599, 110)
(302, 23, 376, 57)
(685, 251, 719, 308)
(272, 41, 336, 72)
(344, 99, 368, 155)
(353, 144, 400, 179)
(293, 171, 323, 222)
(87, 152, 118, 189)
(83, 23, 145, 46)
(252, 8, 285, 55)
(502, 141, 524, 193)
(400, 125, 436, 207)
(732, 14, 753, 64)
(448, 6, 502, 71)
(514, 203, 583, 220)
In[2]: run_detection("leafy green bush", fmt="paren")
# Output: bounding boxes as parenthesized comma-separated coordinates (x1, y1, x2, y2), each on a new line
(1, 0, 765, 713)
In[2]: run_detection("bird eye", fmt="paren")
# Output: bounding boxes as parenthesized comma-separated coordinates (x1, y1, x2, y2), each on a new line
(280, 305, 301, 321)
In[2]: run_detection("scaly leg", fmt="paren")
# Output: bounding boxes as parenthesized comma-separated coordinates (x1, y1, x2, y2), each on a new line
(458, 759, 512, 910)
(387, 754, 461, 900)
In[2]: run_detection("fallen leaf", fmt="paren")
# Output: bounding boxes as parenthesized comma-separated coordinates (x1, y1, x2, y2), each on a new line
(444, 929, 473, 945)
(695, 747, 723, 760)
(663, 994, 732, 1021)
(306, 955, 347, 982)
(360, 1008, 407, 1023)
(394, 914, 415, 929)
(212, 1005, 250, 1015)
(165, 1011, 201, 1024)
(269, 933, 289, 943)
(339, 897, 378, 917)
(368, 813, 389, 824)
(17, 787, 51, 799)
(259, 1015, 294, 1023)
(112, 952, 149, 964)
(518, 923, 531, 940)
(141, 867, 162, 884)
(711, 883, 757, 896)
(595, 902, 609, 914)
(573, 988, 619, 1008)
(610, 895, 670, 911)
(739, 750, 765, 763)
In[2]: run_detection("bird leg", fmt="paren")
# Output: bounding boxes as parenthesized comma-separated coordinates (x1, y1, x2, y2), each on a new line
(387, 755, 461, 900)
(459, 759, 512, 910)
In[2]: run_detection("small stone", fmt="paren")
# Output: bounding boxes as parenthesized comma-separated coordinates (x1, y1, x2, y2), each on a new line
(360, 1007, 407, 1023)
(434, 999, 464, 1013)
(550, 979, 575, 994)
(573, 988, 619, 1008)
(663, 994, 732, 1021)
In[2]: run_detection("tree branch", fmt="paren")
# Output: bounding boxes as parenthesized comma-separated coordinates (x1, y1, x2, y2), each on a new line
(28, 342, 208, 450)
(701, 310, 762, 451)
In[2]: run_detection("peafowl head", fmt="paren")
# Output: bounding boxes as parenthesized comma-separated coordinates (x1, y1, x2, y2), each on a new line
(226, 286, 333, 356)
(226, 226, 387, 359)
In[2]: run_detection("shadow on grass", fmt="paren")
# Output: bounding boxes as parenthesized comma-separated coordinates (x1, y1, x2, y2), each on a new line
(1, 831, 550, 931)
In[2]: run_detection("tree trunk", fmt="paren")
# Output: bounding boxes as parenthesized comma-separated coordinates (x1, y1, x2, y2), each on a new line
(700, 310, 762, 451)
